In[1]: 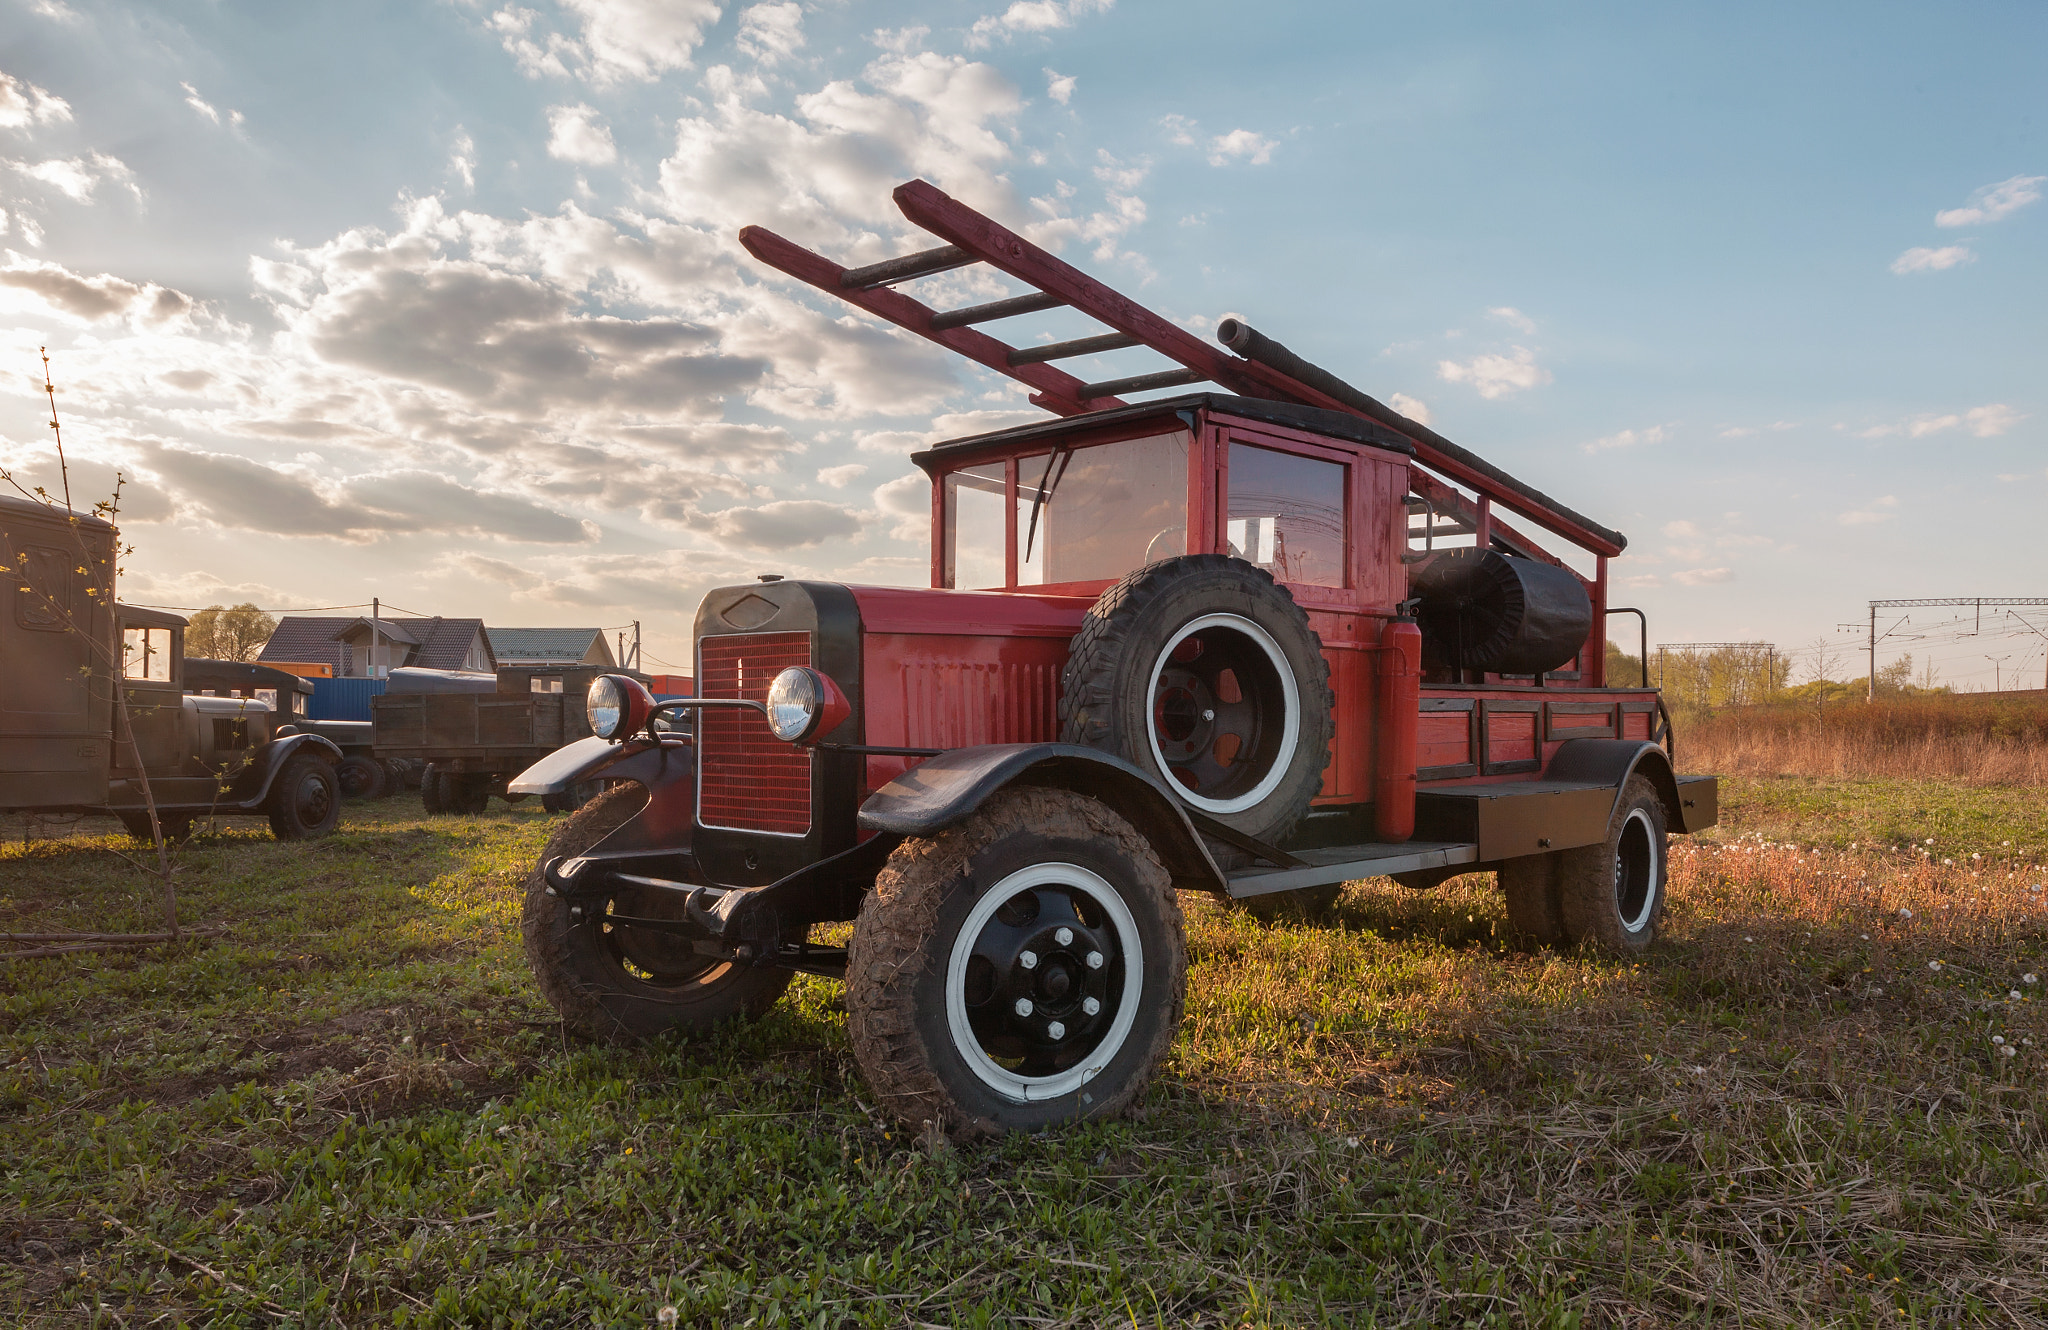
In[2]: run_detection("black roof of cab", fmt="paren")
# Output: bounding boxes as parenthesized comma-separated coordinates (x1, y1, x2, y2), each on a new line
(910, 392, 1419, 474)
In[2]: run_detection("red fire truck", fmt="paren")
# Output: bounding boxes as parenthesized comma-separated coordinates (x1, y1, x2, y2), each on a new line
(511, 182, 1716, 1138)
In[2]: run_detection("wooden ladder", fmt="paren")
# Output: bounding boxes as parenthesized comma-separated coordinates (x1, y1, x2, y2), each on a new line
(739, 179, 1620, 567)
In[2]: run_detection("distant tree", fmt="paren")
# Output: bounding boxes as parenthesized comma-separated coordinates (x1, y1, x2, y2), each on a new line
(186, 602, 276, 661)
(1805, 636, 1845, 716)
(1873, 653, 1914, 697)
(1605, 639, 1643, 687)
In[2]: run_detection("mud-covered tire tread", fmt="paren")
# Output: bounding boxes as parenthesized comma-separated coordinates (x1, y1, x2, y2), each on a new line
(1057, 554, 1335, 851)
(1499, 854, 1567, 946)
(844, 787, 1187, 1140)
(520, 785, 793, 1043)
(1557, 775, 1668, 954)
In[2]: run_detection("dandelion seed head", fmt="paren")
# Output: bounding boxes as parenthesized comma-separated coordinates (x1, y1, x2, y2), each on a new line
(1928, 960, 1943, 971)
(2025, 974, 2039, 985)
(1993, 1035, 2006, 1045)
(2000, 1045, 2017, 1058)
(657, 1308, 679, 1327)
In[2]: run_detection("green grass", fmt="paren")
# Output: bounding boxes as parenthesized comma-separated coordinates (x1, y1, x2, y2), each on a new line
(2, 786, 2043, 1327)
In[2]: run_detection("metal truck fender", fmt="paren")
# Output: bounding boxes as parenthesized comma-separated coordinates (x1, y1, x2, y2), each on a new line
(857, 742, 1228, 894)
(1542, 738, 1690, 831)
(508, 736, 692, 796)
(232, 732, 344, 807)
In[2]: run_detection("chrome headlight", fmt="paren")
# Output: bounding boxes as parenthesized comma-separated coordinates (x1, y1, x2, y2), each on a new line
(587, 675, 626, 739)
(765, 666, 823, 743)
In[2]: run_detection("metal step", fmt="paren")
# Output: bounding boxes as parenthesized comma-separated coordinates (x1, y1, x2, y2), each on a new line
(1224, 840, 1479, 899)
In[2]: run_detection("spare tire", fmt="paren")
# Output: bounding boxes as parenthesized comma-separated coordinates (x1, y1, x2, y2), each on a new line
(1059, 554, 1333, 847)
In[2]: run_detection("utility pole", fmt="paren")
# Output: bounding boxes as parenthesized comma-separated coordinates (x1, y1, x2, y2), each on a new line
(1987, 654, 2010, 694)
(372, 596, 380, 680)
(631, 620, 641, 671)
(1867, 604, 1876, 702)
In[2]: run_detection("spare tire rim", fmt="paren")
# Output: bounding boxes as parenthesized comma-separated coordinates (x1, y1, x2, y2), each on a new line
(1614, 806, 1659, 931)
(945, 862, 1141, 1102)
(1144, 612, 1300, 816)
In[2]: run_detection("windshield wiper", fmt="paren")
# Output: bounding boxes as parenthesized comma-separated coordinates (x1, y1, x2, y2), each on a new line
(1023, 446, 1073, 565)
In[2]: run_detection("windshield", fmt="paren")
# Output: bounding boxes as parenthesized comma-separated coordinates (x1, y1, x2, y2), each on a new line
(942, 430, 1191, 589)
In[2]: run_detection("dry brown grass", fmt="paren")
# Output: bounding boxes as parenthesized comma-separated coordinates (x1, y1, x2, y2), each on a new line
(1683, 696, 2048, 784)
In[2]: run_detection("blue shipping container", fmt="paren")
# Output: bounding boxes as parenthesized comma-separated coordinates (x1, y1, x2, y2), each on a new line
(309, 676, 388, 721)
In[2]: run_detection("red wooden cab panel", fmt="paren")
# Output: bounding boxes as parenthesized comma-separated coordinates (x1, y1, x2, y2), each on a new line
(1416, 710, 1472, 770)
(860, 631, 1071, 792)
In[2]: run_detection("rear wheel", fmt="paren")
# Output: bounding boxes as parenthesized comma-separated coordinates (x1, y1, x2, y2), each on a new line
(521, 785, 795, 1042)
(420, 764, 449, 814)
(266, 753, 340, 841)
(845, 788, 1187, 1140)
(336, 754, 388, 801)
(1557, 776, 1668, 953)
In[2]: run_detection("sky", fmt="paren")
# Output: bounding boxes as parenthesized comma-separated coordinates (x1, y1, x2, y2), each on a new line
(0, 0, 2042, 687)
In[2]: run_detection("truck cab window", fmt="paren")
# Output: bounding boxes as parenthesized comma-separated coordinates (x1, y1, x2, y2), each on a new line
(1226, 443, 1347, 588)
(1016, 431, 1189, 586)
(121, 626, 174, 681)
(943, 463, 1007, 589)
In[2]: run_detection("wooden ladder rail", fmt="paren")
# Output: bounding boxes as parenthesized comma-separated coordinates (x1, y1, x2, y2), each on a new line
(740, 178, 1613, 564)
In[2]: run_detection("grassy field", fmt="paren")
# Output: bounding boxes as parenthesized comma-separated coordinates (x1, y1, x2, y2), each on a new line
(1682, 696, 2048, 785)
(3, 778, 2043, 1327)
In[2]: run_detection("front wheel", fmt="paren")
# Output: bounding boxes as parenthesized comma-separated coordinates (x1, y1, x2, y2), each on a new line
(845, 788, 1187, 1140)
(1556, 775, 1669, 953)
(266, 753, 341, 841)
(521, 785, 795, 1042)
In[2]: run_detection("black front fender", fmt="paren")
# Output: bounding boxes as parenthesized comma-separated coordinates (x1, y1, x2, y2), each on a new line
(230, 733, 343, 807)
(508, 736, 693, 796)
(858, 743, 1227, 894)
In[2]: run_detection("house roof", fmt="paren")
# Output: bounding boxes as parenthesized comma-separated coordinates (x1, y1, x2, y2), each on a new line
(259, 615, 492, 673)
(332, 616, 420, 646)
(488, 627, 612, 664)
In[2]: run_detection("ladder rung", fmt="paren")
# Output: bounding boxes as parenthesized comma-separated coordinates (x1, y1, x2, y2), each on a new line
(840, 245, 974, 289)
(1077, 367, 1205, 398)
(928, 291, 1065, 329)
(1007, 332, 1141, 366)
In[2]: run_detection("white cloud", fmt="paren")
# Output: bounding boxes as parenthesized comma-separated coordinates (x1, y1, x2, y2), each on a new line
(1045, 68, 1076, 105)
(0, 71, 73, 129)
(546, 103, 618, 165)
(1857, 403, 2024, 439)
(1672, 567, 1734, 586)
(4, 152, 139, 203)
(871, 26, 929, 54)
(1488, 306, 1536, 334)
(1718, 420, 1795, 438)
(0, 252, 197, 328)
(180, 82, 221, 125)
(1935, 174, 2044, 228)
(1160, 113, 1196, 146)
(490, 0, 721, 84)
(697, 497, 862, 549)
(1582, 423, 1668, 455)
(1890, 245, 1973, 275)
(450, 129, 477, 190)
(1387, 392, 1430, 426)
(1838, 496, 1898, 526)
(1207, 129, 1275, 166)
(816, 462, 867, 488)
(968, 0, 1113, 48)
(873, 471, 930, 540)
(1436, 346, 1550, 399)
(737, 2, 805, 65)
(1662, 520, 1699, 539)
(1963, 403, 2024, 437)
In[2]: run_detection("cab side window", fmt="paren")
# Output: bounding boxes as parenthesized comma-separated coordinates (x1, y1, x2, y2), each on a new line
(122, 626, 175, 681)
(1226, 443, 1347, 588)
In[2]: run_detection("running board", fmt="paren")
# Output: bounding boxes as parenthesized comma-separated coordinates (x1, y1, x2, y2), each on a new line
(1223, 841, 1481, 899)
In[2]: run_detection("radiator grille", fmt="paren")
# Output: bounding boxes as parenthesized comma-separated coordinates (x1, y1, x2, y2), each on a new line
(698, 632, 813, 835)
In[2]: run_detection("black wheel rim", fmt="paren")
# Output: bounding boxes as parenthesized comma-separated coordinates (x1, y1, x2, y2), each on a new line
(296, 770, 334, 828)
(1145, 614, 1299, 815)
(946, 863, 1140, 1100)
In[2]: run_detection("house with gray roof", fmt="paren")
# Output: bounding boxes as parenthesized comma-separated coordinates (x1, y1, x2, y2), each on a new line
(486, 627, 617, 669)
(258, 616, 494, 677)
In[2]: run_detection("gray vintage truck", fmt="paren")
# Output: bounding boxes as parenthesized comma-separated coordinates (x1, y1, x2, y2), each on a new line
(1, 494, 342, 841)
